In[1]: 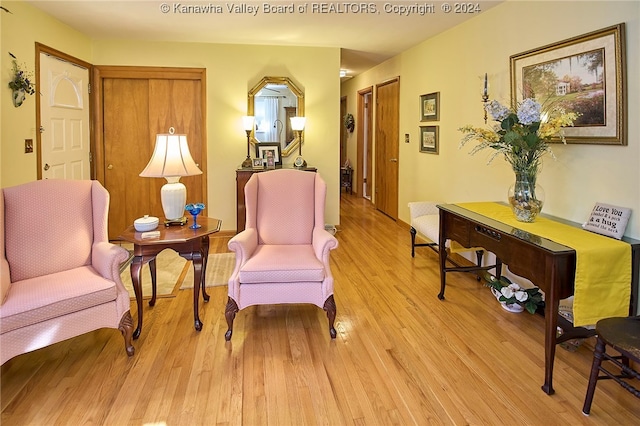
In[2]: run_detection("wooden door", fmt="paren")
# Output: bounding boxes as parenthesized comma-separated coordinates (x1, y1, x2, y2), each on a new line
(38, 50, 91, 180)
(94, 67, 206, 240)
(374, 78, 399, 219)
(102, 78, 152, 237)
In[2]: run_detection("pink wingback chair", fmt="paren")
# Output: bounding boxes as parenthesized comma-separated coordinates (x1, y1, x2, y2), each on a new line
(1, 179, 134, 364)
(225, 169, 339, 340)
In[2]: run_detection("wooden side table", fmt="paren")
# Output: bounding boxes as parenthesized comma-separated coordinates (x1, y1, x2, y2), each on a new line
(118, 217, 222, 338)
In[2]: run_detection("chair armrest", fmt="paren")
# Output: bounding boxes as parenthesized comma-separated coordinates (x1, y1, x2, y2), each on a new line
(227, 228, 258, 297)
(1, 258, 10, 305)
(408, 201, 439, 219)
(228, 228, 258, 262)
(312, 227, 338, 262)
(92, 241, 130, 281)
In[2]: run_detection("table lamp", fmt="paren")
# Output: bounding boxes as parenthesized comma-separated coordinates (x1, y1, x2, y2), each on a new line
(139, 127, 202, 226)
(290, 116, 307, 168)
(241, 116, 254, 168)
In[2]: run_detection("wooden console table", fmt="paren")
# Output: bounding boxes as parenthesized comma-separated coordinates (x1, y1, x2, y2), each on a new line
(437, 203, 639, 395)
(118, 217, 222, 338)
(236, 166, 316, 233)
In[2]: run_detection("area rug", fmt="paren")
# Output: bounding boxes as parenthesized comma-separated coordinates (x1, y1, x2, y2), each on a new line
(119, 247, 189, 300)
(180, 253, 236, 289)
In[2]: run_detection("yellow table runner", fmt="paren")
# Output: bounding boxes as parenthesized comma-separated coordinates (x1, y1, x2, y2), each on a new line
(456, 202, 631, 327)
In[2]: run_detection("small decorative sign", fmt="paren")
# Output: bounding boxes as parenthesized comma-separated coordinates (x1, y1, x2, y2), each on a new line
(583, 202, 631, 240)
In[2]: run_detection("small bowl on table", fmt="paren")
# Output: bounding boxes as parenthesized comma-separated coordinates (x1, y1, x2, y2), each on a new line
(134, 215, 159, 232)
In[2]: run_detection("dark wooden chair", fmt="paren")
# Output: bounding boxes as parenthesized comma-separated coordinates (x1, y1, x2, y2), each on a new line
(582, 316, 640, 415)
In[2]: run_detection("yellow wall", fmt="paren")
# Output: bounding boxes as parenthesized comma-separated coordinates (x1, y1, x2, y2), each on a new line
(342, 1, 640, 240)
(1, 1, 340, 231)
(1, 0, 92, 188)
(92, 41, 340, 230)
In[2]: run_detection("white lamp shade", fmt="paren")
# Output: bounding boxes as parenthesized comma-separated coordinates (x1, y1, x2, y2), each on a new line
(139, 133, 202, 178)
(242, 116, 255, 131)
(140, 130, 202, 221)
(290, 116, 306, 131)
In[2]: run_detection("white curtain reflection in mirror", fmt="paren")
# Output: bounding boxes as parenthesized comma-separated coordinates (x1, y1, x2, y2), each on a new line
(258, 96, 280, 143)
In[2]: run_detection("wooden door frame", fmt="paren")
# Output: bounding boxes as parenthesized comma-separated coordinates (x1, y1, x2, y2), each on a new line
(35, 43, 93, 180)
(339, 96, 347, 167)
(92, 66, 208, 203)
(356, 86, 373, 200)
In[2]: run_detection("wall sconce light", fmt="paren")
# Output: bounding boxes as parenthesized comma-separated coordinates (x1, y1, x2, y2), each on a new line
(241, 116, 255, 169)
(139, 127, 202, 226)
(290, 116, 307, 168)
(482, 73, 490, 123)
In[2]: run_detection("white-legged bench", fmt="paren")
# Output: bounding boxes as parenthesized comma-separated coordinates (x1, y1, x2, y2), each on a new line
(408, 201, 487, 276)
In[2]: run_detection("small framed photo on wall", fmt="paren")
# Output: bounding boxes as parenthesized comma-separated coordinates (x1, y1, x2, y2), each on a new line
(420, 92, 440, 122)
(419, 125, 439, 154)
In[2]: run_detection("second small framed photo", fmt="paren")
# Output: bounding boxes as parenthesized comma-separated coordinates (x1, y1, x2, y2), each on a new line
(419, 125, 439, 154)
(420, 92, 440, 122)
(252, 158, 264, 170)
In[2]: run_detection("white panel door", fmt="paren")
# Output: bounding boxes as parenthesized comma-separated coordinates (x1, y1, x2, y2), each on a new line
(39, 52, 90, 179)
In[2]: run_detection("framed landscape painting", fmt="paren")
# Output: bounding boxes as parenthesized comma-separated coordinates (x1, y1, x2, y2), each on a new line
(510, 23, 626, 145)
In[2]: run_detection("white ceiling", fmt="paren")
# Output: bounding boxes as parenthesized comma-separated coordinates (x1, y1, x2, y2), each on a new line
(25, 1, 502, 77)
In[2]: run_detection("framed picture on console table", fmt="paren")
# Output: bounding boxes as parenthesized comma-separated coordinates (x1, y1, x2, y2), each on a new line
(252, 158, 264, 170)
(255, 142, 282, 166)
(510, 23, 626, 145)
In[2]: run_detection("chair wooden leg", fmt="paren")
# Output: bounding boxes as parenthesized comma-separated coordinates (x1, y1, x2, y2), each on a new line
(225, 297, 239, 341)
(119, 311, 135, 357)
(410, 227, 417, 257)
(583, 337, 606, 415)
(324, 295, 337, 339)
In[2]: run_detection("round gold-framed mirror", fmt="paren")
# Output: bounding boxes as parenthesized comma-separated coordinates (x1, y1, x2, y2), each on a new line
(248, 76, 304, 157)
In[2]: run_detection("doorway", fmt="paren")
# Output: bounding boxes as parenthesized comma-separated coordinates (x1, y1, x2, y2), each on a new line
(92, 66, 207, 240)
(357, 87, 373, 200)
(339, 96, 347, 167)
(36, 44, 92, 180)
(374, 78, 399, 219)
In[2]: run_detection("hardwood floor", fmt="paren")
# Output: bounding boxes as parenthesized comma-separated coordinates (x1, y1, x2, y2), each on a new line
(2, 194, 639, 425)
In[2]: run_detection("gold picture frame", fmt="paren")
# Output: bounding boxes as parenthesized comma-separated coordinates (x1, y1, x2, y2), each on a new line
(510, 23, 626, 145)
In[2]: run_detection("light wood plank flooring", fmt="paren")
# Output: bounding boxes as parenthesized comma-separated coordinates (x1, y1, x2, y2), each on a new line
(2, 194, 639, 425)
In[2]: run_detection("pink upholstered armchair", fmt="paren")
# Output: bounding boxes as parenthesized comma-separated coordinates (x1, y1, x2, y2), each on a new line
(1, 179, 134, 364)
(225, 169, 339, 340)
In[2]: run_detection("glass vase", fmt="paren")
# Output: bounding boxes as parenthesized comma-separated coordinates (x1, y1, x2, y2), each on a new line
(185, 203, 205, 229)
(508, 172, 545, 222)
